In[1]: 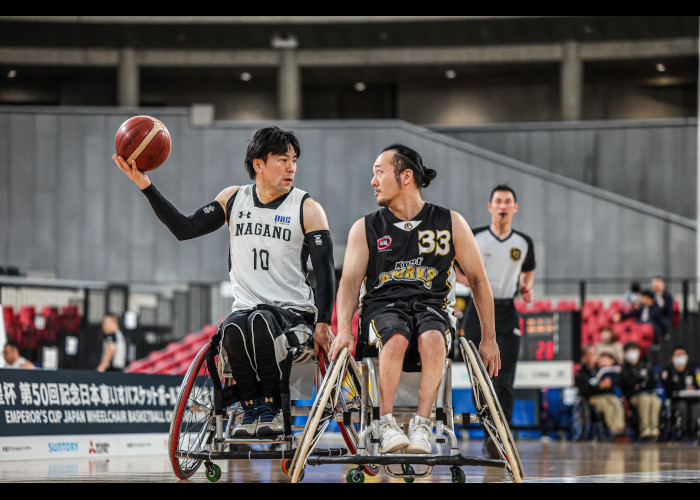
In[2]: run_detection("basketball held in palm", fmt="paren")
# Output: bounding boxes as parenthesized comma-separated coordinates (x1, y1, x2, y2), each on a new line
(115, 115, 171, 172)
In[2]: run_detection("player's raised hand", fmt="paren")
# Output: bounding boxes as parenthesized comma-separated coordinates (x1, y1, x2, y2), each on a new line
(112, 154, 151, 190)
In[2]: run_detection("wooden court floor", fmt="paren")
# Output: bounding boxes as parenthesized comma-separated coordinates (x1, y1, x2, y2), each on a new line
(1, 435, 699, 484)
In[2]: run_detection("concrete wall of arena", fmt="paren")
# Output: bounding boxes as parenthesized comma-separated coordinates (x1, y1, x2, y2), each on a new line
(432, 119, 698, 220)
(0, 106, 695, 290)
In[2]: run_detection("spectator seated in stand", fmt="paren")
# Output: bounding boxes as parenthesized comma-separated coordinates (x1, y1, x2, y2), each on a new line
(619, 341, 661, 439)
(594, 326, 624, 365)
(575, 345, 626, 439)
(660, 345, 700, 440)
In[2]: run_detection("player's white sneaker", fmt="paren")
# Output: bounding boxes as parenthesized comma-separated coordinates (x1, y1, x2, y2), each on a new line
(232, 404, 258, 438)
(379, 413, 409, 453)
(256, 398, 284, 437)
(406, 415, 433, 454)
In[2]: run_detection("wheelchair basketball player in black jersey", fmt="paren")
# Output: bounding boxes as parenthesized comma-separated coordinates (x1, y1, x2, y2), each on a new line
(329, 144, 500, 455)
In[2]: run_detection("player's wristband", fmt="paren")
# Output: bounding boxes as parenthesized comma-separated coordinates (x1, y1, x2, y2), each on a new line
(305, 230, 335, 324)
(142, 183, 225, 240)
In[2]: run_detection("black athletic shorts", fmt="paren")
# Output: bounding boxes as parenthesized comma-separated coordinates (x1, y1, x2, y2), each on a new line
(358, 299, 453, 371)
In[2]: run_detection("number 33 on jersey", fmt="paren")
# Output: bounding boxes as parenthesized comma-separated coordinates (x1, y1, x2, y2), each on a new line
(361, 202, 457, 312)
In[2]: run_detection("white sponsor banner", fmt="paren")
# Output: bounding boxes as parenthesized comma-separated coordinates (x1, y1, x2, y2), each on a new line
(0, 433, 168, 461)
(452, 360, 574, 389)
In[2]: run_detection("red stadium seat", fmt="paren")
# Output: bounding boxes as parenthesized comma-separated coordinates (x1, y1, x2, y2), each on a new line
(40, 306, 60, 344)
(608, 300, 627, 312)
(672, 300, 680, 329)
(582, 300, 603, 312)
(2, 306, 21, 344)
(514, 299, 529, 313)
(531, 300, 552, 313)
(60, 305, 81, 333)
(555, 300, 578, 312)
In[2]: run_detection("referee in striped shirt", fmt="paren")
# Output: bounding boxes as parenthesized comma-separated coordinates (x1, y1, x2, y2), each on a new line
(456, 184, 535, 458)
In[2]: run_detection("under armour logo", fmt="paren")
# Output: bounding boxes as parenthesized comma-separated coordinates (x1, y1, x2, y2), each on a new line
(203, 205, 215, 214)
(239, 211, 251, 218)
(264, 397, 274, 403)
(244, 399, 255, 406)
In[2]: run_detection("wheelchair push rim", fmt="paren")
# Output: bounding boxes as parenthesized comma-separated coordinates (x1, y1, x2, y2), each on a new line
(318, 350, 378, 477)
(290, 348, 360, 482)
(168, 343, 216, 479)
(460, 337, 524, 482)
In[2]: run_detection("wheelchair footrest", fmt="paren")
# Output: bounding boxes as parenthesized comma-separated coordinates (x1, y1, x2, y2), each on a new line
(305, 453, 506, 468)
(173, 447, 349, 461)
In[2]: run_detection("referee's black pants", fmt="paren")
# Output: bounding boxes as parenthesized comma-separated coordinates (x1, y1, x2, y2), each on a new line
(462, 298, 521, 423)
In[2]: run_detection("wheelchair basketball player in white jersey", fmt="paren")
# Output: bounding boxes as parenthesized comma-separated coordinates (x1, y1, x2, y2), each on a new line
(113, 126, 336, 438)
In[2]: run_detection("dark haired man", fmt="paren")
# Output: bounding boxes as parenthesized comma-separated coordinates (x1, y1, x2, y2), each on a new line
(613, 289, 665, 343)
(112, 126, 336, 438)
(96, 313, 127, 372)
(330, 144, 499, 455)
(456, 184, 535, 457)
(651, 276, 674, 339)
(2, 341, 35, 369)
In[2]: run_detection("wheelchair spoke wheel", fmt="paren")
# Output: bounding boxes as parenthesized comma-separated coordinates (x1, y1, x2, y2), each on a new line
(570, 395, 591, 442)
(319, 352, 378, 477)
(460, 338, 523, 483)
(289, 348, 351, 483)
(168, 344, 217, 479)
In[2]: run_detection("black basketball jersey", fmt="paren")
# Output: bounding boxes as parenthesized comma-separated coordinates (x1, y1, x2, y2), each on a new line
(360, 202, 457, 313)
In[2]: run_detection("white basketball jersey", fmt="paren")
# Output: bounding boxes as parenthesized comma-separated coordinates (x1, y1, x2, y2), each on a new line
(228, 184, 316, 316)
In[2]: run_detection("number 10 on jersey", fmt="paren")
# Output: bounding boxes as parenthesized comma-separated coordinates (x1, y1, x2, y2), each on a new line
(252, 248, 270, 270)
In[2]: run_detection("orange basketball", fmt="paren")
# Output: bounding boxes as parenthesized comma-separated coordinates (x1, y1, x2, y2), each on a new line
(115, 115, 171, 172)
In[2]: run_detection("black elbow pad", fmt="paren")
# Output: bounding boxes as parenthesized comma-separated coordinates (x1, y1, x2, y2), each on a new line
(305, 230, 335, 324)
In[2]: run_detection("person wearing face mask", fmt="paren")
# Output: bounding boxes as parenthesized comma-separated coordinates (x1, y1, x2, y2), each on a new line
(619, 342, 661, 439)
(594, 327, 624, 365)
(660, 346, 700, 439)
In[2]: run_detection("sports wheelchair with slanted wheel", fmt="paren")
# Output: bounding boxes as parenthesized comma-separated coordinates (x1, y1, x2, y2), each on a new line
(167, 323, 359, 482)
(288, 337, 524, 483)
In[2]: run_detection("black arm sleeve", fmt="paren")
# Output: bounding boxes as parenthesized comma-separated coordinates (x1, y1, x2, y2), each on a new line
(141, 183, 225, 241)
(305, 230, 335, 324)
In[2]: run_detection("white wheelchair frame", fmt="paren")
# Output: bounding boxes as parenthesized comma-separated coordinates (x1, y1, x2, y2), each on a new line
(288, 337, 524, 483)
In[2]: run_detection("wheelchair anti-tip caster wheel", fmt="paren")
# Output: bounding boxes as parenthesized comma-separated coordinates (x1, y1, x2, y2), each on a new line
(451, 466, 466, 483)
(346, 467, 365, 483)
(401, 464, 415, 483)
(205, 462, 221, 482)
(281, 458, 292, 475)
